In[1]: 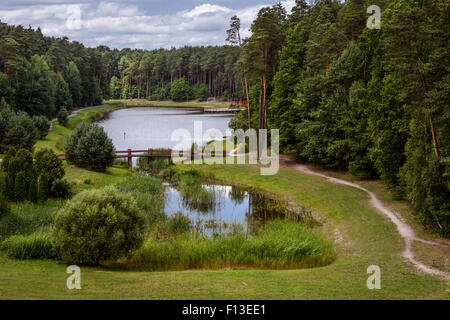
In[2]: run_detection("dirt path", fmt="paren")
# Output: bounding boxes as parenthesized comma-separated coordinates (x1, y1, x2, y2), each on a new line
(281, 157, 449, 279)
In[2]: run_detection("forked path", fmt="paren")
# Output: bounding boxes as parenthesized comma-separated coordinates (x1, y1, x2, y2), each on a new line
(281, 157, 450, 279)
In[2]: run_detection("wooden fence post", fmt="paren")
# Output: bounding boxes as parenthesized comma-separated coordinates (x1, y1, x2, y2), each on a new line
(148, 149, 152, 164)
(127, 149, 132, 168)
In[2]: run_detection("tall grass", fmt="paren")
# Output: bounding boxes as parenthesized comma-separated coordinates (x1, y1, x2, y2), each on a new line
(0, 202, 58, 241)
(128, 220, 335, 271)
(115, 174, 166, 225)
(176, 170, 216, 213)
(1, 231, 54, 260)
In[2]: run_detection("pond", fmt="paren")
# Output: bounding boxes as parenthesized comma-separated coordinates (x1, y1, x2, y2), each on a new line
(99, 107, 233, 152)
(164, 184, 305, 235)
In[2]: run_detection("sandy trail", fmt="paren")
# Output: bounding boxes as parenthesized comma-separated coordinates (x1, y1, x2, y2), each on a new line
(281, 157, 449, 279)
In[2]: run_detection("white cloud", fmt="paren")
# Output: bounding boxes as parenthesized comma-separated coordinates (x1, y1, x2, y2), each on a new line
(0, 1, 295, 49)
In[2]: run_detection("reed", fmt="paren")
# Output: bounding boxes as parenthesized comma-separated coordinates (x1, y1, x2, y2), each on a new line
(128, 220, 335, 271)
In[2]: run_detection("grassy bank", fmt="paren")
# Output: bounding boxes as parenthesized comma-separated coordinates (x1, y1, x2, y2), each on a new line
(35, 103, 123, 153)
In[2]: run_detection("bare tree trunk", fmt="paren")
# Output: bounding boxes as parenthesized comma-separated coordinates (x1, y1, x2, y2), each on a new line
(416, 46, 439, 158)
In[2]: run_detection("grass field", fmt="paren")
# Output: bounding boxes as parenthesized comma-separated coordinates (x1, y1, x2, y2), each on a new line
(0, 103, 448, 300)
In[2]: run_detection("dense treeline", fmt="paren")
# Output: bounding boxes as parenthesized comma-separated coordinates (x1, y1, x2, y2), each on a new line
(0, 21, 243, 118)
(230, 0, 449, 234)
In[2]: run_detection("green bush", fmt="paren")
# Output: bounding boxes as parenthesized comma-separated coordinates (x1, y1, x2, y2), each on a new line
(1, 146, 16, 172)
(84, 178, 91, 185)
(1, 232, 54, 260)
(53, 186, 145, 265)
(8, 149, 35, 186)
(0, 193, 10, 221)
(34, 148, 65, 185)
(57, 107, 69, 127)
(14, 172, 27, 202)
(28, 178, 38, 203)
(65, 122, 115, 172)
(37, 173, 49, 204)
(0, 109, 38, 153)
(193, 84, 209, 101)
(170, 77, 192, 102)
(51, 180, 72, 199)
(3, 175, 13, 201)
(32, 115, 50, 139)
(116, 174, 165, 224)
(137, 157, 169, 175)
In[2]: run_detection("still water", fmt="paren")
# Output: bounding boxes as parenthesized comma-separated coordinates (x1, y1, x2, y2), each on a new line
(99, 107, 233, 151)
(164, 185, 293, 235)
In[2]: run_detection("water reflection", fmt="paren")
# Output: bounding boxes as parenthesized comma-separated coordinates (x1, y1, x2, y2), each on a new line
(164, 185, 298, 236)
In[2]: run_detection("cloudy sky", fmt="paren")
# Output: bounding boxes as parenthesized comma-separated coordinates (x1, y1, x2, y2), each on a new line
(0, 0, 298, 49)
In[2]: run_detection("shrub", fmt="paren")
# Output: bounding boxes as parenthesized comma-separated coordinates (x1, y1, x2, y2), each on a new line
(37, 173, 49, 204)
(32, 115, 50, 139)
(1, 146, 16, 172)
(83, 178, 91, 185)
(8, 149, 35, 186)
(34, 148, 65, 185)
(116, 175, 165, 224)
(53, 187, 145, 265)
(51, 180, 72, 199)
(57, 107, 69, 127)
(0, 109, 38, 153)
(0, 193, 10, 220)
(65, 122, 115, 172)
(170, 77, 192, 102)
(193, 84, 209, 101)
(3, 175, 13, 201)
(28, 178, 38, 203)
(14, 172, 27, 202)
(137, 157, 169, 175)
(1, 232, 54, 260)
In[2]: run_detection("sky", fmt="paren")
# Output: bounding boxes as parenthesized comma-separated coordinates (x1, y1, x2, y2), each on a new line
(0, 0, 298, 50)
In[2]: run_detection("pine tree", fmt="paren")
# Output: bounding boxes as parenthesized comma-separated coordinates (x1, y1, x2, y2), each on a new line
(66, 61, 82, 107)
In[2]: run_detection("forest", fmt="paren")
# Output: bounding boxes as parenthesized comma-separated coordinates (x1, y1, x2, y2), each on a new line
(229, 0, 449, 235)
(0, 0, 448, 235)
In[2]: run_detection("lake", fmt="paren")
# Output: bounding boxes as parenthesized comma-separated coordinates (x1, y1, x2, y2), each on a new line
(99, 107, 233, 152)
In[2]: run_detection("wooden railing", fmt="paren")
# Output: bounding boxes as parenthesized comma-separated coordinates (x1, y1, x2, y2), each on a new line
(59, 148, 229, 167)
